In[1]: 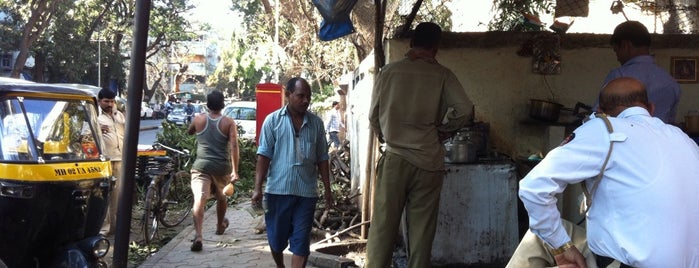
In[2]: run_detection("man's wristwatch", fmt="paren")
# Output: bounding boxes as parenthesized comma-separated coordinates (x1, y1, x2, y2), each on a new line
(550, 241, 574, 255)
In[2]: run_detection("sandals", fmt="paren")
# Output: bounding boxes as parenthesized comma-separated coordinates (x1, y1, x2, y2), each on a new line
(190, 239, 202, 252)
(191, 217, 229, 251)
(215, 217, 229, 235)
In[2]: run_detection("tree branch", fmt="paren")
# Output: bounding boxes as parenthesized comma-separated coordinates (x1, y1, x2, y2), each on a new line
(393, 0, 423, 38)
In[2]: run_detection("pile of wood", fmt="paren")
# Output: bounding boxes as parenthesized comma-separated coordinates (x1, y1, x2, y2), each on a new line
(313, 140, 366, 243)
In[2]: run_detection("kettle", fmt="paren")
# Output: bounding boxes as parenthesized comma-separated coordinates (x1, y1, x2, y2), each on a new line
(444, 131, 477, 163)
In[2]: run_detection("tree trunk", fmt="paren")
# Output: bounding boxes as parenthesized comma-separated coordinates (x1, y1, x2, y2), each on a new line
(352, 0, 401, 62)
(662, 0, 683, 33)
(33, 50, 46, 82)
(145, 72, 164, 102)
(11, 0, 62, 78)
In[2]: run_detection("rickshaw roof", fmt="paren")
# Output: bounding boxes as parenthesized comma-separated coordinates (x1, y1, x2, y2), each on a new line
(0, 78, 100, 100)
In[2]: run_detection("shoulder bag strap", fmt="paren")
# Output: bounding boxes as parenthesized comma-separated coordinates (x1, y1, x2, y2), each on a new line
(581, 113, 614, 213)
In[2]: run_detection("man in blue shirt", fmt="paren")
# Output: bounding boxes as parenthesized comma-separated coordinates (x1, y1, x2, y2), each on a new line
(597, 20, 680, 124)
(252, 77, 334, 268)
(184, 99, 195, 125)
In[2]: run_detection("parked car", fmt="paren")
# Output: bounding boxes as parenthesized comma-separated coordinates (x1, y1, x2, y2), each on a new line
(222, 101, 256, 140)
(140, 102, 153, 119)
(166, 103, 207, 125)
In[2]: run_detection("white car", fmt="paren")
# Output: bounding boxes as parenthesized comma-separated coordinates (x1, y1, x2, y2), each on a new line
(166, 103, 208, 125)
(140, 102, 154, 119)
(222, 101, 256, 140)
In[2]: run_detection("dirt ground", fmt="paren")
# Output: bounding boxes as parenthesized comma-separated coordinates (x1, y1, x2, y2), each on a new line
(102, 203, 193, 267)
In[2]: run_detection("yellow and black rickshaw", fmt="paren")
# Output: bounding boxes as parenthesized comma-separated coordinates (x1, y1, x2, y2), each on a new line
(0, 78, 111, 267)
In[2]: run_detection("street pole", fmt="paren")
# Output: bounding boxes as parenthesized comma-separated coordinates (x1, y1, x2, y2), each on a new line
(113, 0, 150, 266)
(98, 30, 101, 88)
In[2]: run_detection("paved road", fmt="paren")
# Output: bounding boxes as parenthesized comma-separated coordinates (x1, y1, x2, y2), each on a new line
(137, 119, 162, 146)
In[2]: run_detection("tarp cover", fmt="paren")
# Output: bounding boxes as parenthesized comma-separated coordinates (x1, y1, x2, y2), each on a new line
(312, 0, 358, 41)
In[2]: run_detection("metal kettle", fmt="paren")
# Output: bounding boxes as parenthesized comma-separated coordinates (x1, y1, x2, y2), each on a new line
(444, 130, 477, 163)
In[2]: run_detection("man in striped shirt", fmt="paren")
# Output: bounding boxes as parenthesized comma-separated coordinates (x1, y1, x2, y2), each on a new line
(253, 77, 334, 267)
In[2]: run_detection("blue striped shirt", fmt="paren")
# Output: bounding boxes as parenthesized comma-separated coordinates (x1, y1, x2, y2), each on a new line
(257, 106, 329, 197)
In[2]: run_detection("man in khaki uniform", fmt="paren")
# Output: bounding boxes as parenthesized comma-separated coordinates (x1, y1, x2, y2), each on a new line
(97, 88, 125, 236)
(366, 22, 474, 268)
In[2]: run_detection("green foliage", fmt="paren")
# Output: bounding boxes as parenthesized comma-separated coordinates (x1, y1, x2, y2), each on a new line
(0, 0, 194, 91)
(311, 83, 335, 105)
(234, 137, 258, 199)
(488, 0, 553, 31)
(225, 0, 355, 105)
(156, 121, 197, 170)
(208, 32, 272, 101)
(0, 3, 22, 51)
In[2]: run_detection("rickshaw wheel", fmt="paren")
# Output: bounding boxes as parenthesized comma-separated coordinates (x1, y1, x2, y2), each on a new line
(160, 171, 193, 227)
(143, 185, 160, 244)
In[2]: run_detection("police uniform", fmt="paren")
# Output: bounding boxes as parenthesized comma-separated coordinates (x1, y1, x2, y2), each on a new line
(519, 107, 699, 267)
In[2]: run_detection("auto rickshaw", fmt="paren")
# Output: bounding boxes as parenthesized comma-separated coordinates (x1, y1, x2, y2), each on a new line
(0, 79, 111, 267)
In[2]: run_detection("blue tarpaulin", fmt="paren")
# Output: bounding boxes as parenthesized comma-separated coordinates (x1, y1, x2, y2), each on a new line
(312, 0, 358, 41)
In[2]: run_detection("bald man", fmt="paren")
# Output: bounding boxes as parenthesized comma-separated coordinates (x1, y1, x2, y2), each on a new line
(512, 77, 699, 268)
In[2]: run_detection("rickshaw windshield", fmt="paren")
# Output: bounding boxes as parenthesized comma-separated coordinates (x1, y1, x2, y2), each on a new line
(0, 97, 102, 162)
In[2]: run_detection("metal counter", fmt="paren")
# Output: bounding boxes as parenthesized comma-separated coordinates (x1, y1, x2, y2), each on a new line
(430, 161, 519, 266)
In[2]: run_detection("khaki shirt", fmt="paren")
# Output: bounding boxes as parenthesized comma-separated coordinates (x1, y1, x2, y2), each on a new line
(369, 57, 474, 171)
(98, 110, 125, 161)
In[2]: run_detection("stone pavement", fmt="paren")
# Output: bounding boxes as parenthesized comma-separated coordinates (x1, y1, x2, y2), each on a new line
(138, 201, 327, 268)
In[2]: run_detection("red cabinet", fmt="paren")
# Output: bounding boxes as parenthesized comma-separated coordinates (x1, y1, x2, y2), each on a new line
(255, 83, 284, 145)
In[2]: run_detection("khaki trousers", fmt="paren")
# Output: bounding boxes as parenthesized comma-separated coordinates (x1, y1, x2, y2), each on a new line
(101, 161, 122, 235)
(365, 152, 444, 268)
(506, 219, 605, 268)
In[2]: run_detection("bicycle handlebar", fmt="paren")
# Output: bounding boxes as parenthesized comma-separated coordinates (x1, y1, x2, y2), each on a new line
(153, 142, 189, 156)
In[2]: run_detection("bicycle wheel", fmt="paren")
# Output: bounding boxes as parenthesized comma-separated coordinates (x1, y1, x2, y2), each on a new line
(160, 170, 193, 227)
(143, 185, 160, 244)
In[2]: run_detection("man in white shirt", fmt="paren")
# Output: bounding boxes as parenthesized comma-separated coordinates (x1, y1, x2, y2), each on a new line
(518, 77, 699, 267)
(325, 101, 344, 149)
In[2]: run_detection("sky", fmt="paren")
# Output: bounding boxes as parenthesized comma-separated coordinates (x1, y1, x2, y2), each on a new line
(447, 0, 659, 34)
(186, 0, 242, 40)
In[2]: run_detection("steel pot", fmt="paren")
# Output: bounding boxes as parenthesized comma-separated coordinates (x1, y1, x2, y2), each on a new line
(444, 139, 477, 164)
(455, 125, 488, 157)
(529, 99, 563, 122)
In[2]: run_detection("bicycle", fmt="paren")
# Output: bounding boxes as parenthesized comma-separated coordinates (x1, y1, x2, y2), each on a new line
(139, 142, 194, 244)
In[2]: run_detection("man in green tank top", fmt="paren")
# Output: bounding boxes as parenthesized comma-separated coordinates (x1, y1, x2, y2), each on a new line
(187, 90, 240, 252)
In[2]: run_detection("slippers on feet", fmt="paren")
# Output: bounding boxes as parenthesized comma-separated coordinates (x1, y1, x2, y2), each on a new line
(215, 217, 229, 235)
(190, 239, 202, 252)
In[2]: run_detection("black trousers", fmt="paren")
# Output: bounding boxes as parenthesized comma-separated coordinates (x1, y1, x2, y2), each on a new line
(596, 254, 633, 268)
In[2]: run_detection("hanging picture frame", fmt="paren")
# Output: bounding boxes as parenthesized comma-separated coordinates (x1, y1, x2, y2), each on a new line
(670, 56, 698, 83)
